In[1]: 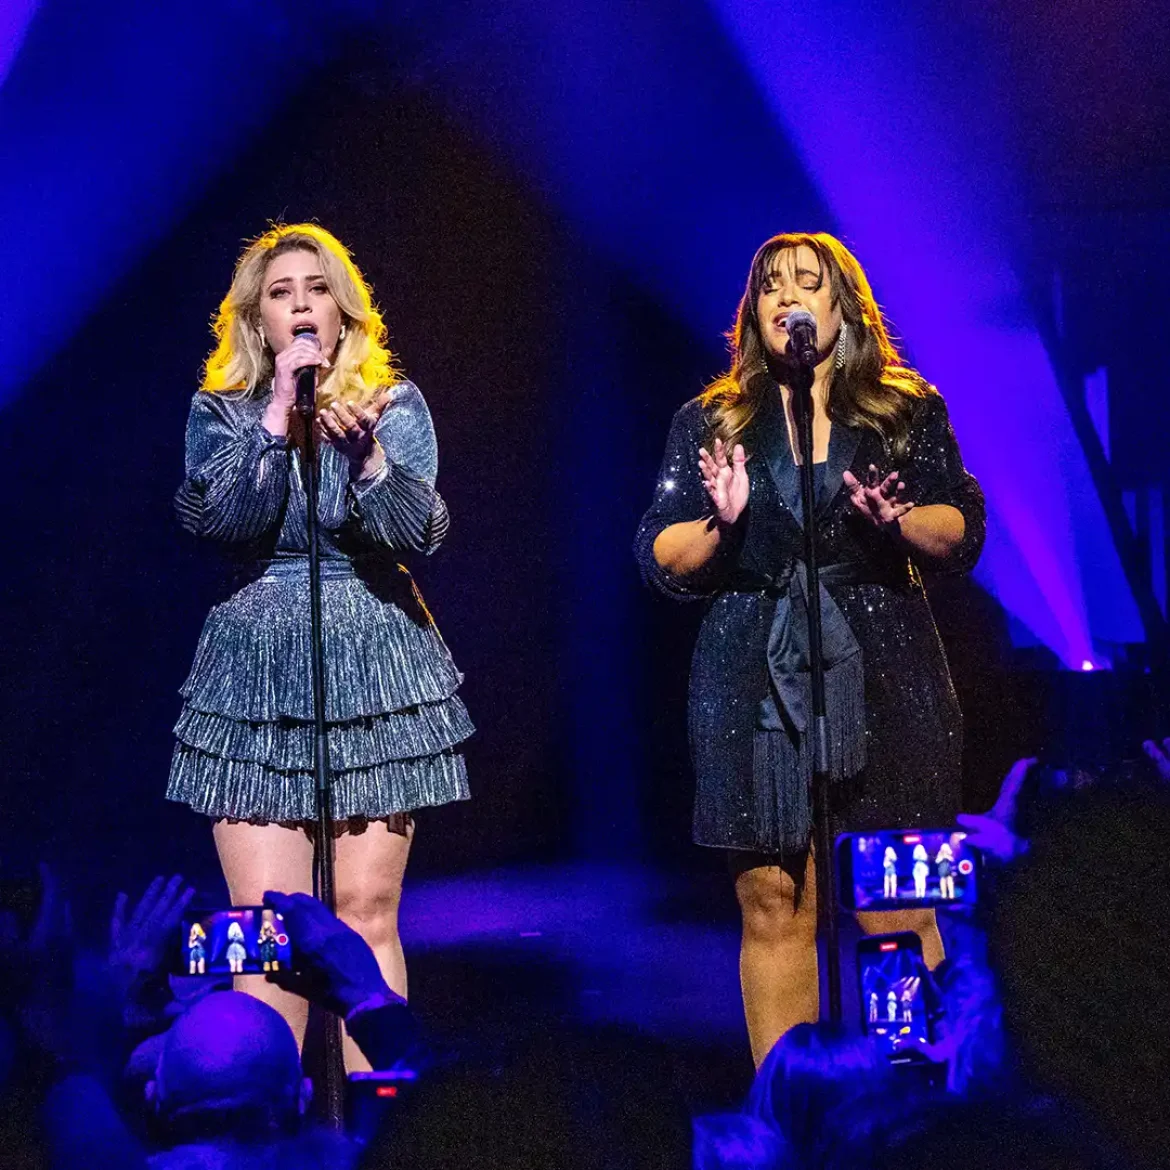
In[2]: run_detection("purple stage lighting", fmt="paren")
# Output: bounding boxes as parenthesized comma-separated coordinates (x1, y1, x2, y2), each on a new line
(712, 0, 1142, 664)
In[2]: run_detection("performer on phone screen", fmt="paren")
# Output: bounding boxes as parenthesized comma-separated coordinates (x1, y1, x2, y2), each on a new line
(168, 224, 473, 1069)
(936, 840, 956, 899)
(913, 843, 930, 899)
(883, 845, 899, 899)
(226, 920, 248, 975)
(187, 922, 207, 976)
(635, 232, 984, 1065)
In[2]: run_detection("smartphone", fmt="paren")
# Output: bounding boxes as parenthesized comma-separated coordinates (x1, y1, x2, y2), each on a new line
(176, 905, 294, 977)
(346, 1069, 419, 1136)
(836, 828, 978, 911)
(857, 932, 931, 1060)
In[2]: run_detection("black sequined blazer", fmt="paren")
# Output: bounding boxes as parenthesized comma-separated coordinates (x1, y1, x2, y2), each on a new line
(635, 386, 985, 853)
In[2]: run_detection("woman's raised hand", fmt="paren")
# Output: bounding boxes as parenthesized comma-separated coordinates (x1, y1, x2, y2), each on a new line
(318, 388, 394, 475)
(699, 438, 749, 526)
(272, 333, 331, 409)
(843, 464, 915, 529)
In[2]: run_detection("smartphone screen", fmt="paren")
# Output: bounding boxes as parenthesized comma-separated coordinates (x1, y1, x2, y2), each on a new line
(838, 829, 977, 911)
(178, 906, 293, 977)
(858, 932, 930, 1057)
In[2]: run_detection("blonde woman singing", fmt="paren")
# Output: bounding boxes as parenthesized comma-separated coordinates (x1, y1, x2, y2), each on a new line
(169, 224, 473, 1068)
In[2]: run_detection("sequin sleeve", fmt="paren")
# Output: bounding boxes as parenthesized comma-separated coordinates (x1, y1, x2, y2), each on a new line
(903, 392, 985, 574)
(174, 391, 290, 542)
(348, 381, 450, 556)
(634, 399, 734, 600)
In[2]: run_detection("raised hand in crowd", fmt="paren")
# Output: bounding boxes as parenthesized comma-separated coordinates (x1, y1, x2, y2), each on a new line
(108, 875, 195, 1028)
(956, 757, 1035, 864)
(1141, 736, 1170, 782)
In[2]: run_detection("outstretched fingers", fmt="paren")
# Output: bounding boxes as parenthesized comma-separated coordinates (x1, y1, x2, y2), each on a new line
(698, 446, 717, 481)
(128, 876, 165, 934)
(991, 757, 1038, 822)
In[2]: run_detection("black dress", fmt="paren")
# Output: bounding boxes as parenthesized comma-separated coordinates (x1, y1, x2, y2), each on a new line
(634, 385, 985, 854)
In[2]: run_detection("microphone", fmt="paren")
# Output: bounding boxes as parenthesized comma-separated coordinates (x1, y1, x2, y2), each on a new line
(784, 308, 819, 368)
(292, 325, 320, 418)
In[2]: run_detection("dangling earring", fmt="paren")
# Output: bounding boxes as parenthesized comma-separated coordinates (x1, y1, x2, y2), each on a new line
(339, 323, 347, 341)
(835, 324, 849, 371)
(256, 324, 266, 347)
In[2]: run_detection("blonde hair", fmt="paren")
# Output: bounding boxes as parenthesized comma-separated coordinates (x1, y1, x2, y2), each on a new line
(701, 232, 931, 461)
(202, 222, 398, 409)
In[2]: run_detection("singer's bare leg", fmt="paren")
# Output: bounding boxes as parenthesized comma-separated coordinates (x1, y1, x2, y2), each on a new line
(213, 820, 315, 1046)
(333, 815, 414, 1073)
(733, 848, 820, 1068)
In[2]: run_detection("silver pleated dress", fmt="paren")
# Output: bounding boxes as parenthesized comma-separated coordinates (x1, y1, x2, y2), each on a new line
(166, 380, 473, 824)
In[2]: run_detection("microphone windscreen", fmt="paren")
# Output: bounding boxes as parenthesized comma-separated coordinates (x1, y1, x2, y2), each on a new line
(785, 308, 817, 338)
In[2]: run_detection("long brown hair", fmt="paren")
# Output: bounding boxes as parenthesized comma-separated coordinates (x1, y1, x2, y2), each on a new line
(701, 232, 932, 460)
(202, 223, 398, 410)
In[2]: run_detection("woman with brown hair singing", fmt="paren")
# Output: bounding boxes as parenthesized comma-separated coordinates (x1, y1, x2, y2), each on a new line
(635, 232, 984, 1065)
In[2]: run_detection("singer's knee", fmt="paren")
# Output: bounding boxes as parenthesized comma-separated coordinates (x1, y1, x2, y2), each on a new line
(335, 883, 402, 951)
(736, 864, 814, 946)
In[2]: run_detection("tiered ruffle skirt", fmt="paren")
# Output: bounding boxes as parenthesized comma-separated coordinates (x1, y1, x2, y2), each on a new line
(167, 563, 473, 823)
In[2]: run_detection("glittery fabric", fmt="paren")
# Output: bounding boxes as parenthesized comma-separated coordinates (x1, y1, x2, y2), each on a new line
(167, 381, 473, 824)
(634, 387, 985, 854)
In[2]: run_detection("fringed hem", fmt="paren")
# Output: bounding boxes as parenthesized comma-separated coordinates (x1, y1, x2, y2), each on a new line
(180, 575, 463, 721)
(693, 654, 868, 854)
(166, 745, 470, 823)
(174, 694, 474, 771)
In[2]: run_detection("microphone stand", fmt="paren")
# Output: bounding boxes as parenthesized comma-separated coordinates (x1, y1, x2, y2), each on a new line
(295, 373, 346, 1128)
(790, 358, 843, 1026)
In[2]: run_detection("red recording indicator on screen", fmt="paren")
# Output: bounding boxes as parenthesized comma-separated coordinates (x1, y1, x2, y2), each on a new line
(902, 834, 922, 844)
(879, 941, 899, 952)
(958, 859, 974, 875)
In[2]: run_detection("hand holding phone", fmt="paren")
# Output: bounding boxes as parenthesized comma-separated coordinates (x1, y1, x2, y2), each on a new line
(261, 890, 400, 1019)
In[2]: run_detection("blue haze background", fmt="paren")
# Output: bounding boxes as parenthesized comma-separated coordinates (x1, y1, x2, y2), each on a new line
(0, 0, 1167, 892)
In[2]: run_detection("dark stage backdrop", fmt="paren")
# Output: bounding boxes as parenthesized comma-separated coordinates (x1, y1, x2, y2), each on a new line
(0, 63, 718, 896)
(0, 54, 1046, 915)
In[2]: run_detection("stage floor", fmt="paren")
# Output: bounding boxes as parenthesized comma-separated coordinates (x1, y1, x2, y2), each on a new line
(396, 861, 751, 1119)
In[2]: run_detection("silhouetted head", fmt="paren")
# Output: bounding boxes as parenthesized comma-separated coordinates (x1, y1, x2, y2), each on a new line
(820, 1094, 1120, 1170)
(147, 991, 311, 1144)
(991, 785, 1170, 1168)
(693, 1112, 791, 1170)
(746, 1022, 891, 1161)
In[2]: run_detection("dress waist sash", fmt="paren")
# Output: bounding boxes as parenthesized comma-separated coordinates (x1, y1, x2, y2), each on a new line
(725, 558, 910, 742)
